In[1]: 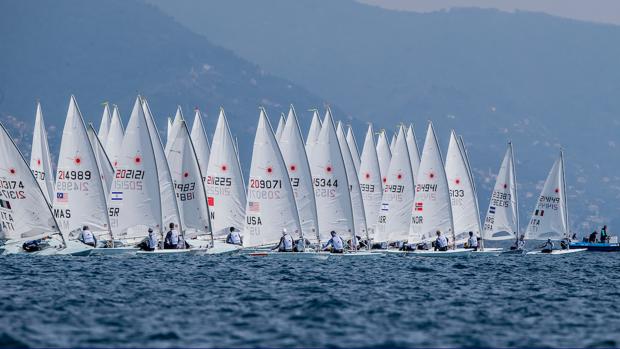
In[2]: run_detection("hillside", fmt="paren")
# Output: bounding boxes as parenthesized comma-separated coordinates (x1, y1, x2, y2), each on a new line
(0, 0, 344, 171)
(150, 0, 620, 231)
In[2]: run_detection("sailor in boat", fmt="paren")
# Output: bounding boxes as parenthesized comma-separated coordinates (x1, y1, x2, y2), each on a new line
(78, 225, 97, 247)
(399, 242, 416, 251)
(434, 230, 448, 251)
(138, 228, 158, 252)
(293, 233, 310, 252)
(588, 231, 598, 243)
(177, 233, 189, 249)
(465, 231, 479, 251)
(164, 223, 180, 249)
(226, 227, 243, 246)
(540, 239, 554, 253)
(560, 238, 569, 250)
(600, 225, 609, 243)
(510, 235, 525, 251)
(273, 229, 294, 252)
(323, 231, 344, 253)
(22, 236, 52, 253)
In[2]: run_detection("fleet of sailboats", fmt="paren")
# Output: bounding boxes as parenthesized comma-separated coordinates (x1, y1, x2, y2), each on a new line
(0, 95, 590, 257)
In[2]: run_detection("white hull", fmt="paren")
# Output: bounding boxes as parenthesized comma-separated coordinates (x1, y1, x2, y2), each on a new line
(86, 247, 139, 256)
(472, 247, 504, 254)
(527, 248, 587, 255)
(136, 249, 192, 255)
(379, 248, 473, 257)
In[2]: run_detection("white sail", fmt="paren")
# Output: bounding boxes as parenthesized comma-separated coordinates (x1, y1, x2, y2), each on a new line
(376, 130, 392, 189)
(205, 108, 246, 237)
(165, 107, 184, 153)
(337, 121, 367, 237)
(105, 105, 124, 167)
(166, 117, 173, 147)
(525, 152, 568, 240)
(166, 119, 211, 239)
(483, 143, 519, 240)
(389, 131, 397, 153)
(87, 124, 114, 200)
(244, 109, 301, 247)
(408, 122, 454, 243)
(406, 124, 421, 182)
(279, 106, 319, 242)
(29, 102, 55, 204)
(445, 130, 481, 244)
(305, 109, 322, 158)
(309, 108, 355, 242)
(346, 125, 361, 174)
(142, 98, 182, 231)
(0, 123, 60, 240)
(108, 97, 161, 240)
(275, 113, 286, 141)
(190, 109, 211, 186)
(98, 103, 112, 146)
(375, 126, 415, 242)
(358, 124, 382, 239)
(53, 96, 111, 240)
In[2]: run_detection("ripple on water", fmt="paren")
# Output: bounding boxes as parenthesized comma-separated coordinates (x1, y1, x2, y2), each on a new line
(1, 252, 620, 347)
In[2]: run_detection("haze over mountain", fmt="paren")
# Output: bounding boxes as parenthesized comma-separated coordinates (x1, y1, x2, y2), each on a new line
(0, 0, 617, 232)
(0, 0, 342, 172)
(150, 0, 620, 231)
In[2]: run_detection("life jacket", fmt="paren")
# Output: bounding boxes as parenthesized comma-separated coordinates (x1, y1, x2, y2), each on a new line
(436, 235, 448, 248)
(282, 234, 293, 250)
(332, 235, 344, 250)
(229, 231, 242, 244)
(468, 236, 478, 247)
(167, 230, 179, 245)
(82, 230, 95, 244)
(147, 234, 158, 249)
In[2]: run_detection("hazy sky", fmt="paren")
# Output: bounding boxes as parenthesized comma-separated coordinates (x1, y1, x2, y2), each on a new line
(360, 0, 620, 25)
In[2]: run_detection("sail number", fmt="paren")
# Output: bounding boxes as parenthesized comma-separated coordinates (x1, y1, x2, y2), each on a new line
(0, 180, 25, 200)
(360, 184, 376, 192)
(313, 178, 338, 187)
(115, 169, 144, 180)
(249, 179, 282, 189)
(58, 170, 91, 180)
(384, 184, 404, 193)
(416, 184, 437, 192)
(449, 189, 465, 197)
(32, 170, 46, 180)
(207, 176, 232, 186)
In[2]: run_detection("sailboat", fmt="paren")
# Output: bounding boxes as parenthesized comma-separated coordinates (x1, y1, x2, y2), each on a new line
(106, 97, 161, 253)
(0, 122, 65, 255)
(482, 143, 520, 243)
(87, 124, 114, 200)
(205, 108, 246, 238)
(98, 103, 112, 145)
(405, 124, 421, 183)
(408, 122, 463, 256)
(525, 152, 585, 255)
(346, 125, 361, 174)
(305, 109, 322, 158)
(376, 129, 391, 189)
(308, 108, 374, 257)
(375, 125, 415, 246)
(445, 130, 482, 246)
(243, 108, 302, 249)
(336, 121, 368, 244)
(51, 96, 112, 255)
(105, 104, 124, 167)
(29, 101, 55, 204)
(278, 105, 319, 243)
(274, 112, 286, 141)
(142, 98, 182, 237)
(358, 124, 382, 241)
(165, 116, 221, 253)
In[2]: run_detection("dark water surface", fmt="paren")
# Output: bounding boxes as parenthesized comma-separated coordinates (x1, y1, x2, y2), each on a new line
(1, 252, 619, 348)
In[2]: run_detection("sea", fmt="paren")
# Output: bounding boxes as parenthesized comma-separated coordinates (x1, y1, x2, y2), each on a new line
(1, 251, 619, 348)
